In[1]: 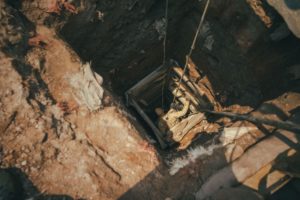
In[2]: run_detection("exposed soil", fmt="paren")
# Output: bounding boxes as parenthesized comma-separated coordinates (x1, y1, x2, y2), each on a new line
(1, 0, 300, 200)
(0, 24, 161, 199)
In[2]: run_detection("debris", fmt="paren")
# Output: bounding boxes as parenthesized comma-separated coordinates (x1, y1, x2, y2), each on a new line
(156, 99, 190, 135)
(173, 66, 217, 110)
(168, 113, 205, 142)
(126, 59, 220, 148)
(178, 121, 219, 150)
(169, 79, 200, 112)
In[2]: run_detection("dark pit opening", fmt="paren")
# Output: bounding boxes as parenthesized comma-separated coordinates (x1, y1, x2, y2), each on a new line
(59, 0, 300, 151)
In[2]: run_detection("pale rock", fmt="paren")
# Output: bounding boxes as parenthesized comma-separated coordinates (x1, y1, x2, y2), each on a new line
(219, 126, 257, 146)
(21, 160, 27, 166)
(267, 0, 300, 38)
(68, 62, 104, 111)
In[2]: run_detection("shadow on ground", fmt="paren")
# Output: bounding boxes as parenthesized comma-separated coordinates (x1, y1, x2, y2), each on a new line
(0, 167, 74, 200)
(118, 102, 300, 200)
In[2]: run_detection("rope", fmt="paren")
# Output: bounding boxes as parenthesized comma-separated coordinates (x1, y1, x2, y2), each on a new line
(163, 0, 169, 67)
(161, 0, 169, 109)
(171, 0, 210, 105)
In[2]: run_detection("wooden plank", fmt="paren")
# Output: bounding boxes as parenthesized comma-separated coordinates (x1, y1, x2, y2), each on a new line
(168, 84, 197, 112)
(129, 97, 167, 149)
(196, 129, 300, 200)
(169, 113, 205, 142)
(169, 80, 200, 108)
(242, 163, 291, 195)
(173, 66, 212, 109)
(126, 60, 178, 97)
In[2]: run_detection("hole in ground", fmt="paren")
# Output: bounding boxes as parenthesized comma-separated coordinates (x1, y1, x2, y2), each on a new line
(58, 0, 300, 152)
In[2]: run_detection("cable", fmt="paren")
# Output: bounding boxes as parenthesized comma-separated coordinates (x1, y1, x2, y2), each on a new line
(201, 109, 300, 133)
(171, 0, 210, 105)
(163, 0, 169, 67)
(161, 0, 169, 109)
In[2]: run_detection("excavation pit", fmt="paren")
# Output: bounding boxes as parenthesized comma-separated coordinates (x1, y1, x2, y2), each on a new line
(1, 0, 300, 199)
(125, 59, 220, 150)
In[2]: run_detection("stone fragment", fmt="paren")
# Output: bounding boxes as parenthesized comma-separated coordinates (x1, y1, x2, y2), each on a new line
(267, 0, 300, 38)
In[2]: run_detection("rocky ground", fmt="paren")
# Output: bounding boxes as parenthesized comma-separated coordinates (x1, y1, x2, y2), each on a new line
(1, 0, 300, 200)
(0, 20, 159, 199)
